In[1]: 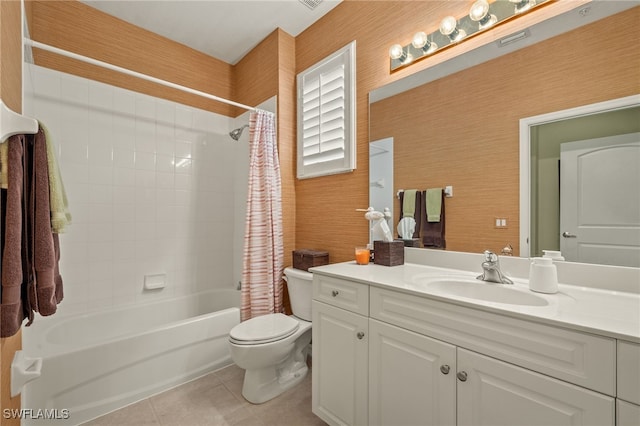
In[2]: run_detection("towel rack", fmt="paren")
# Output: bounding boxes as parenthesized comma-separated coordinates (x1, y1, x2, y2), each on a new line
(0, 100, 38, 143)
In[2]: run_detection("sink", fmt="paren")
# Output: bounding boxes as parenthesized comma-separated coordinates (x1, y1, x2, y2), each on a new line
(424, 278, 549, 306)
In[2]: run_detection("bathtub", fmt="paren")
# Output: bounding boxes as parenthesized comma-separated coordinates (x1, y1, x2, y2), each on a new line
(21, 289, 240, 425)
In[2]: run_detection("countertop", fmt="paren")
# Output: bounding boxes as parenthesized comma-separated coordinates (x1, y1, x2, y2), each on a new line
(310, 261, 640, 343)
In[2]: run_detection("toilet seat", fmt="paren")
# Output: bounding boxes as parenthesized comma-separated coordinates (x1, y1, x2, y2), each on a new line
(229, 313, 299, 345)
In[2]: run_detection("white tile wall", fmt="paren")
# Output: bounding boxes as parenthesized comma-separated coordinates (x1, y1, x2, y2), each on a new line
(24, 64, 246, 316)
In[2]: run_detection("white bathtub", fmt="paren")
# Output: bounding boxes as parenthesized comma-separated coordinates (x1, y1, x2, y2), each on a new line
(21, 289, 240, 425)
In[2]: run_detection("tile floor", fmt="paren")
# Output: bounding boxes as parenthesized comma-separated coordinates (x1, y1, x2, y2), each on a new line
(83, 364, 326, 426)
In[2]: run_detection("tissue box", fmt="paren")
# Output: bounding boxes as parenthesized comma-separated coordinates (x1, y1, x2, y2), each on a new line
(293, 249, 329, 271)
(374, 240, 404, 266)
(402, 238, 421, 248)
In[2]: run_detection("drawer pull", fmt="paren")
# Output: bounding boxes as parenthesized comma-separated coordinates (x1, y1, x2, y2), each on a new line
(457, 371, 468, 382)
(331, 290, 339, 297)
(357, 332, 365, 340)
(440, 365, 450, 375)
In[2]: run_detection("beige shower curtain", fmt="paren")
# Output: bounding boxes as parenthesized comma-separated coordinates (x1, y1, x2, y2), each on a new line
(240, 110, 283, 321)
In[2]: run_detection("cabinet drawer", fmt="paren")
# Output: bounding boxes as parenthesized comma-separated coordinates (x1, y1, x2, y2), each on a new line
(313, 274, 369, 316)
(370, 287, 616, 396)
(618, 340, 640, 405)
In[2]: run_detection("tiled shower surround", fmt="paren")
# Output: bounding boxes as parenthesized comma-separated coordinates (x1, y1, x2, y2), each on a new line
(24, 64, 249, 317)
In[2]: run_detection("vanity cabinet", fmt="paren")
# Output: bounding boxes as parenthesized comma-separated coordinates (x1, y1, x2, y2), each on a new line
(312, 272, 621, 426)
(312, 275, 369, 426)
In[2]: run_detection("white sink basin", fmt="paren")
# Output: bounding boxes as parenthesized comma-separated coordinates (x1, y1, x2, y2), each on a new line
(424, 278, 549, 306)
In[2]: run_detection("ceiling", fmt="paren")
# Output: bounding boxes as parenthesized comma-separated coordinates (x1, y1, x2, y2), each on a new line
(81, 0, 342, 65)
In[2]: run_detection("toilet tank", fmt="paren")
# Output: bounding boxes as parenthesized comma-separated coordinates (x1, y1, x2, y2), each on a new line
(284, 267, 313, 321)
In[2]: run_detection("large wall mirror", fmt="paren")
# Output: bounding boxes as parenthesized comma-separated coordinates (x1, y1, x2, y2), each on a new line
(369, 1, 640, 267)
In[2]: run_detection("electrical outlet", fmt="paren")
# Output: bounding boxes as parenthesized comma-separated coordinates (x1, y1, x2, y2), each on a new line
(494, 217, 508, 228)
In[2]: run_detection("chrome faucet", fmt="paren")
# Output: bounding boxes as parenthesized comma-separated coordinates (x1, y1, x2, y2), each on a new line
(476, 250, 513, 284)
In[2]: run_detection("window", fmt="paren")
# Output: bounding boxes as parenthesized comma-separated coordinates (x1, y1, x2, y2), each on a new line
(297, 41, 356, 179)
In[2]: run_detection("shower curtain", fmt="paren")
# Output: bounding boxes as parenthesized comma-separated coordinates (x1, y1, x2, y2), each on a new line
(240, 110, 283, 321)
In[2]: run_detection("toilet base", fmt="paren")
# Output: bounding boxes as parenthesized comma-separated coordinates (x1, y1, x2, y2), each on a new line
(241, 341, 311, 404)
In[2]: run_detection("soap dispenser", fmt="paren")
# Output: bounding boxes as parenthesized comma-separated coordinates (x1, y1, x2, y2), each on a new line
(529, 257, 558, 294)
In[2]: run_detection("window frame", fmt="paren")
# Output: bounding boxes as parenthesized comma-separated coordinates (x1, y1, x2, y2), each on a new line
(296, 41, 356, 179)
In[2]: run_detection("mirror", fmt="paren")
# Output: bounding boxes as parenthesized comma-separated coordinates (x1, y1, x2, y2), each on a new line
(369, 2, 640, 267)
(369, 137, 394, 230)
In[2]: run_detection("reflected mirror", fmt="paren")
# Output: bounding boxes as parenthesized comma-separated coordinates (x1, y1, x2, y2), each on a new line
(369, 1, 640, 267)
(369, 137, 394, 230)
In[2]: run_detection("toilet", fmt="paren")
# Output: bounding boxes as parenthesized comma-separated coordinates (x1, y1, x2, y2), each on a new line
(228, 267, 313, 404)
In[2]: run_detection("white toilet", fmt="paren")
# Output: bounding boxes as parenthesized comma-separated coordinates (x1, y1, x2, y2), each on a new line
(228, 267, 313, 404)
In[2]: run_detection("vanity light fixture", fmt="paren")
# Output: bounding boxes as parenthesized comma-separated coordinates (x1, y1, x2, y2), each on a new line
(440, 16, 466, 42)
(470, 0, 498, 30)
(389, 0, 550, 72)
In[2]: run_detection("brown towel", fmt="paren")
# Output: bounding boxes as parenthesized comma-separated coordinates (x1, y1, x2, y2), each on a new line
(1, 135, 28, 337)
(31, 127, 62, 316)
(1, 127, 64, 337)
(421, 189, 446, 249)
(398, 190, 422, 239)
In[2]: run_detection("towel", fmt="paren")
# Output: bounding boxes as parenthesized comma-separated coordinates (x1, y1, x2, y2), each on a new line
(31, 126, 63, 316)
(422, 189, 446, 249)
(426, 188, 443, 222)
(402, 189, 417, 218)
(0, 141, 8, 188)
(1, 134, 28, 337)
(399, 190, 422, 239)
(42, 123, 71, 233)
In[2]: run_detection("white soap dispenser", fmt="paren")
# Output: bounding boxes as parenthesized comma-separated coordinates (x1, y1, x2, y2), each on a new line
(529, 257, 558, 294)
(542, 250, 565, 261)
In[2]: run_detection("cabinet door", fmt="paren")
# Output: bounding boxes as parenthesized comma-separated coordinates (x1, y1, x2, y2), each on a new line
(618, 340, 640, 405)
(369, 319, 456, 426)
(617, 399, 640, 426)
(312, 301, 368, 426)
(457, 349, 614, 426)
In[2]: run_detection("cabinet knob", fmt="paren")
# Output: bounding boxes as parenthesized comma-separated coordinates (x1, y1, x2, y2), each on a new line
(457, 371, 468, 382)
(440, 365, 450, 375)
(331, 290, 339, 297)
(357, 332, 365, 340)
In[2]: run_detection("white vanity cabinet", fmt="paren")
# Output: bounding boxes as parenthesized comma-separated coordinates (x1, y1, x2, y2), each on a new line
(312, 275, 369, 426)
(312, 272, 622, 426)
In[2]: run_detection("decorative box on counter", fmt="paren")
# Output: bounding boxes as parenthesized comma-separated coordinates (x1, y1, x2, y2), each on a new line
(401, 238, 421, 248)
(373, 240, 404, 266)
(293, 249, 329, 271)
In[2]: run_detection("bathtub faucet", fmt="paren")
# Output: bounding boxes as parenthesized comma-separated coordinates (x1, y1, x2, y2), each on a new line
(476, 250, 513, 284)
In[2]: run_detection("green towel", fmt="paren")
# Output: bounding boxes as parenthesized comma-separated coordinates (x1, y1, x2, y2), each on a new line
(42, 123, 72, 233)
(426, 188, 442, 222)
(402, 189, 417, 218)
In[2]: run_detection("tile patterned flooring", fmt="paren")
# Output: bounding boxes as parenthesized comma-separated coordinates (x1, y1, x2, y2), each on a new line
(83, 364, 326, 426)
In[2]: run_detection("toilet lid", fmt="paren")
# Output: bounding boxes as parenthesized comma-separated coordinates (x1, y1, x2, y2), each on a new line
(230, 313, 299, 344)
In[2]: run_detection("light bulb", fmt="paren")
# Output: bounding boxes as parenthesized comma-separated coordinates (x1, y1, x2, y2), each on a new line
(440, 16, 466, 41)
(509, 0, 536, 14)
(470, 0, 497, 29)
(389, 44, 405, 60)
(439, 16, 457, 36)
(412, 31, 438, 54)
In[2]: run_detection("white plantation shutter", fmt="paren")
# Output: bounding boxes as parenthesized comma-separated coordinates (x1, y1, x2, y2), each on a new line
(297, 41, 355, 179)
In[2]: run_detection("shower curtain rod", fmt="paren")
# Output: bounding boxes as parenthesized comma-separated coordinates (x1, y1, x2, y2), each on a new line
(24, 39, 257, 112)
